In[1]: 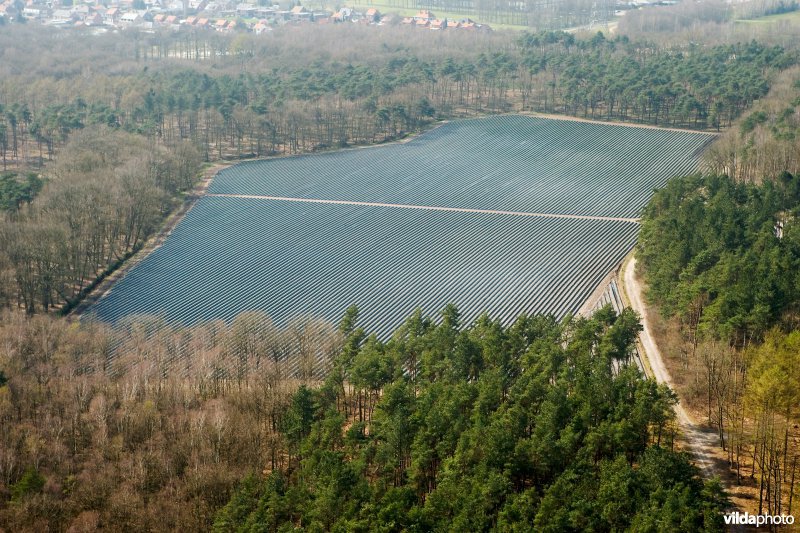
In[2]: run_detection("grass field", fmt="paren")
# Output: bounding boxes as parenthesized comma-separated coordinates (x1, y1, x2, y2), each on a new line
(89, 115, 713, 336)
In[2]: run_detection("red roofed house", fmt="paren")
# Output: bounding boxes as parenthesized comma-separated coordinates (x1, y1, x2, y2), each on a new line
(104, 7, 119, 25)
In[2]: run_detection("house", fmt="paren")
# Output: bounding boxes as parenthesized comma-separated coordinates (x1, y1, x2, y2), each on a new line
(51, 8, 75, 23)
(184, 14, 196, 24)
(70, 4, 89, 16)
(401, 16, 413, 24)
(364, 7, 378, 22)
(104, 7, 119, 24)
(378, 14, 393, 25)
(22, 7, 42, 19)
(415, 18, 429, 27)
(332, 7, 350, 21)
(445, 19, 459, 28)
(214, 18, 226, 29)
(165, 14, 177, 24)
(415, 9, 433, 20)
(430, 18, 444, 29)
(120, 11, 141, 25)
(196, 17, 209, 26)
(85, 11, 103, 25)
(153, 13, 165, 22)
(289, 5, 310, 19)
(253, 19, 270, 33)
(255, 6, 275, 17)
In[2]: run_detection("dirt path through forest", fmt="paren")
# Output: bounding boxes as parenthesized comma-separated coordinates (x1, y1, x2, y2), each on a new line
(620, 255, 754, 531)
(621, 256, 749, 475)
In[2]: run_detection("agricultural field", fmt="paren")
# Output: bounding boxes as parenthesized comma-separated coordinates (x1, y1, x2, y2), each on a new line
(88, 116, 713, 336)
(209, 115, 713, 219)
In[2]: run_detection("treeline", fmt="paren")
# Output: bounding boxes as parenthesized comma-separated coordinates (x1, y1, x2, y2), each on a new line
(0, 310, 339, 531)
(637, 172, 800, 517)
(0, 127, 201, 313)
(706, 65, 800, 183)
(0, 306, 729, 531)
(0, 26, 795, 170)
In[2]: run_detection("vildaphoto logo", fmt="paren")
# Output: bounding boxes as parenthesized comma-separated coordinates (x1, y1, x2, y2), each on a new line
(724, 512, 795, 527)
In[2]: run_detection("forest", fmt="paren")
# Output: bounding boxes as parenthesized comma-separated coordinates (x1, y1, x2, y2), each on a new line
(0, 306, 728, 531)
(0, 26, 795, 166)
(638, 58, 800, 502)
(637, 174, 800, 515)
(0, 127, 201, 315)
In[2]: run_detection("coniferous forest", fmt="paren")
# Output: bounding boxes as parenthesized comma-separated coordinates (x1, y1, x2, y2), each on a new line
(214, 307, 728, 532)
(637, 172, 800, 518)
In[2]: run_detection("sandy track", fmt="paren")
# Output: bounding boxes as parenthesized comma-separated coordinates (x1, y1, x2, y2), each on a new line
(621, 256, 751, 531)
(205, 194, 642, 223)
(622, 256, 724, 476)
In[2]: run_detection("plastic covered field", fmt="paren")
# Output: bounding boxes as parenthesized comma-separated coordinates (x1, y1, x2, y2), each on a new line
(89, 197, 639, 337)
(89, 115, 711, 335)
(209, 115, 712, 219)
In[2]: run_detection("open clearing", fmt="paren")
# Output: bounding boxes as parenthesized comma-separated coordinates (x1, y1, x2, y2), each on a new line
(88, 116, 712, 335)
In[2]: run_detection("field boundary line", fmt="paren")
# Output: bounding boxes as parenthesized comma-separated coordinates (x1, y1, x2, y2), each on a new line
(205, 194, 641, 224)
(522, 112, 720, 136)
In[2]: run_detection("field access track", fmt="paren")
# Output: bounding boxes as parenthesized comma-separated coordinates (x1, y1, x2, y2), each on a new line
(205, 194, 641, 224)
